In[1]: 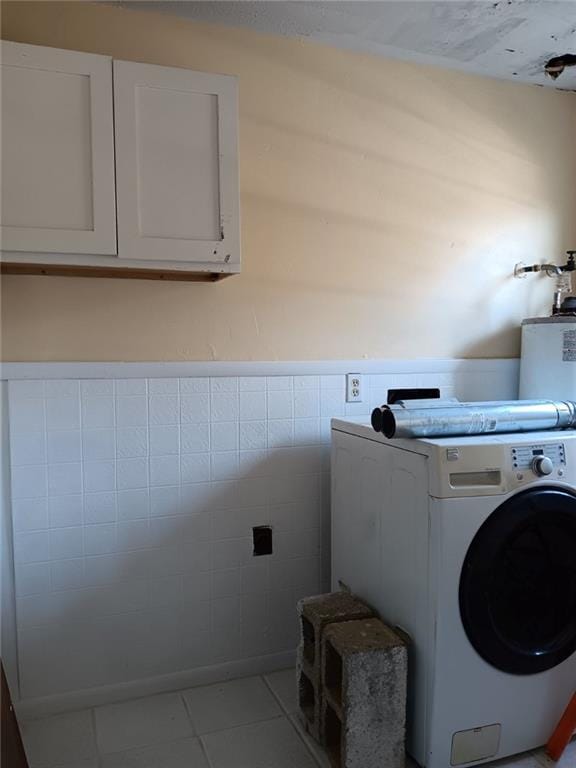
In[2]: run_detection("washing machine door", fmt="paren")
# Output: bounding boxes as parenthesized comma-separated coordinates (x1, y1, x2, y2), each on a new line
(459, 486, 576, 675)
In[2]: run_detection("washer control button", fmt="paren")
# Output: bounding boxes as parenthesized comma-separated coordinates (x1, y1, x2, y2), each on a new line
(532, 456, 554, 476)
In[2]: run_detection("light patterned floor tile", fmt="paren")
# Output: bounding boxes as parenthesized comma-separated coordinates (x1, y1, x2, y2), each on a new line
(100, 736, 209, 768)
(487, 750, 547, 767)
(202, 716, 318, 768)
(182, 675, 282, 735)
(94, 693, 193, 754)
(288, 713, 331, 768)
(265, 668, 298, 714)
(45, 762, 98, 768)
(534, 738, 576, 767)
(21, 710, 97, 768)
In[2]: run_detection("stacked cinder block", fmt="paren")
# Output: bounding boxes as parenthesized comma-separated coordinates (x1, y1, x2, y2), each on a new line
(297, 592, 374, 741)
(322, 618, 408, 768)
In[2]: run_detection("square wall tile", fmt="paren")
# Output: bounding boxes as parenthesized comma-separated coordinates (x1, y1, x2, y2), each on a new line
(84, 461, 116, 492)
(179, 377, 209, 394)
(293, 375, 319, 390)
(50, 527, 83, 560)
(239, 392, 266, 421)
(10, 397, 45, 431)
(149, 396, 179, 426)
(211, 393, 239, 422)
(84, 492, 117, 524)
(49, 495, 83, 528)
(266, 376, 292, 391)
(180, 483, 213, 515)
(181, 453, 211, 484)
(211, 452, 239, 481)
(150, 425, 179, 456)
(212, 569, 240, 599)
(181, 424, 210, 453)
(16, 562, 51, 597)
(268, 420, 293, 448)
(267, 391, 293, 420)
(211, 422, 238, 452)
(294, 390, 320, 418)
(116, 428, 148, 459)
(14, 531, 50, 565)
(46, 397, 80, 431)
(181, 394, 210, 424)
(47, 431, 81, 463)
(239, 376, 266, 392)
(118, 489, 150, 521)
(84, 524, 117, 556)
(51, 558, 84, 591)
(115, 378, 147, 396)
(12, 498, 48, 533)
(294, 418, 321, 446)
(150, 486, 180, 518)
(117, 520, 150, 552)
(82, 429, 115, 461)
(320, 374, 345, 390)
(117, 458, 149, 490)
(82, 380, 113, 396)
(150, 456, 180, 487)
(11, 431, 46, 466)
(239, 450, 268, 478)
(82, 397, 115, 429)
(17, 594, 55, 629)
(10, 380, 46, 398)
(48, 463, 82, 496)
(12, 465, 47, 499)
(211, 377, 238, 393)
(116, 396, 147, 428)
(320, 389, 345, 417)
(239, 421, 266, 451)
(148, 378, 178, 395)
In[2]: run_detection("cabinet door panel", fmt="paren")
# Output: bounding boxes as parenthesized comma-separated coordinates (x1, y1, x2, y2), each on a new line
(0, 42, 116, 254)
(114, 60, 239, 265)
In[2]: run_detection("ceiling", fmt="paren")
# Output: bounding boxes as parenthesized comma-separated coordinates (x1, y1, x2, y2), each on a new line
(116, 1, 576, 91)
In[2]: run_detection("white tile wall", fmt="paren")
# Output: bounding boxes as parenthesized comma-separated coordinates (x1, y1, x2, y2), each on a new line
(6, 363, 517, 701)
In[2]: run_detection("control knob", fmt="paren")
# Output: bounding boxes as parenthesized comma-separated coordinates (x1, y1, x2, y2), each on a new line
(532, 455, 554, 477)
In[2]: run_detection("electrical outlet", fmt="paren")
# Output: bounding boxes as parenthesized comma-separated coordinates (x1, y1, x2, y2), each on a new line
(346, 373, 363, 403)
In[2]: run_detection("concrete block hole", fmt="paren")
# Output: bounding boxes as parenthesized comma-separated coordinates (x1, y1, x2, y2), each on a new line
(299, 671, 315, 724)
(301, 615, 315, 665)
(325, 700, 343, 768)
(324, 639, 343, 706)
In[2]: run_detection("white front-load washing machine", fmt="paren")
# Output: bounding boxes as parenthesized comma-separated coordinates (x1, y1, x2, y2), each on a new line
(331, 420, 576, 768)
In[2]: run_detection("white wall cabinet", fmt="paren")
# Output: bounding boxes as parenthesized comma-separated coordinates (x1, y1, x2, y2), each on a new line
(114, 60, 239, 266)
(0, 41, 116, 255)
(0, 42, 240, 278)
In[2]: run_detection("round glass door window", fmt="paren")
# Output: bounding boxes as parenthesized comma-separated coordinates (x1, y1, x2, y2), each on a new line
(459, 486, 576, 674)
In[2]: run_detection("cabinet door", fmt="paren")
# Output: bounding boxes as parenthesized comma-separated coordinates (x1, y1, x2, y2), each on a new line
(114, 60, 239, 265)
(0, 42, 116, 254)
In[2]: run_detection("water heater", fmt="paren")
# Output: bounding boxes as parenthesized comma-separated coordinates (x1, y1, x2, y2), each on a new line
(520, 316, 576, 399)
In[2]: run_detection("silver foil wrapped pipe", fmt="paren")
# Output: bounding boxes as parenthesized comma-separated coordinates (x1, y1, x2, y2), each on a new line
(371, 400, 576, 439)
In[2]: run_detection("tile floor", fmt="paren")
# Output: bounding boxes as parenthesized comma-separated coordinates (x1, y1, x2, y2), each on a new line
(20, 669, 575, 768)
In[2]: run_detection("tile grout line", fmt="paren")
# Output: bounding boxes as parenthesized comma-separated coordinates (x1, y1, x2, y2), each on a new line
(178, 687, 196, 733)
(260, 673, 325, 767)
(178, 685, 215, 767)
(90, 705, 102, 767)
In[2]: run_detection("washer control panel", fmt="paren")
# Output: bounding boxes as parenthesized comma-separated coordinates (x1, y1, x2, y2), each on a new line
(511, 443, 566, 476)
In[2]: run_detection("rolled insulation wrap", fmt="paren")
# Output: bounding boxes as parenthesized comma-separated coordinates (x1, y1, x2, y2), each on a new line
(371, 400, 576, 439)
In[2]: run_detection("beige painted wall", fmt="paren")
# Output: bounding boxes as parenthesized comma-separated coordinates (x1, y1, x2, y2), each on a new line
(1, 1, 575, 362)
